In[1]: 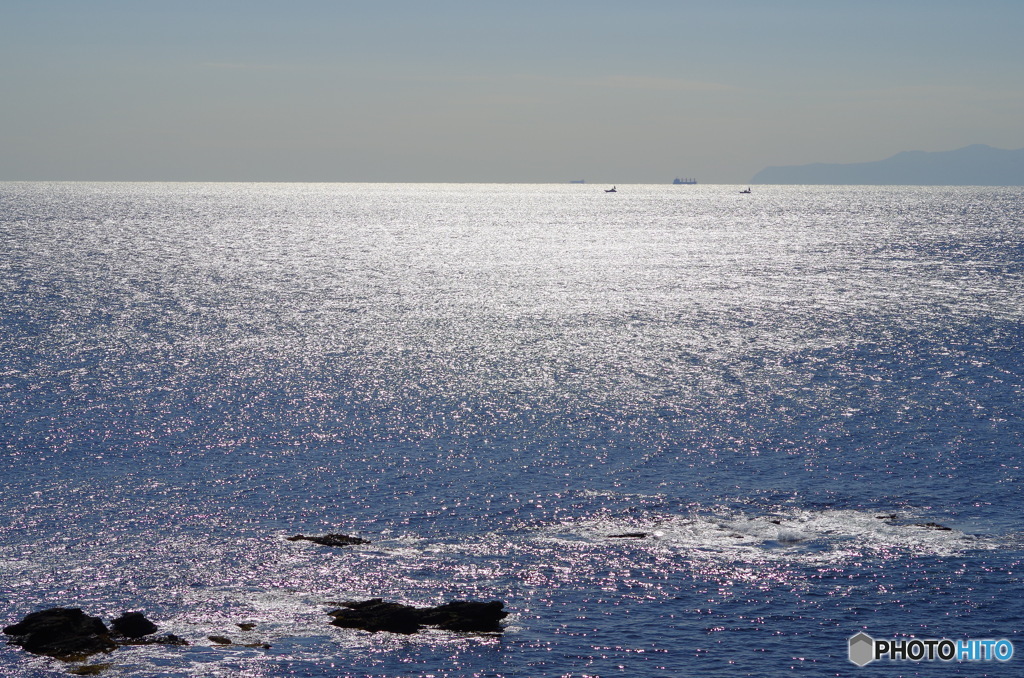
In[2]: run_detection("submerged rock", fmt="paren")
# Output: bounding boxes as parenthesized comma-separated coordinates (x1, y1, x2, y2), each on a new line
(327, 599, 507, 634)
(915, 522, 953, 531)
(3, 608, 115, 658)
(206, 633, 269, 649)
(68, 663, 112, 676)
(117, 632, 188, 647)
(287, 533, 370, 547)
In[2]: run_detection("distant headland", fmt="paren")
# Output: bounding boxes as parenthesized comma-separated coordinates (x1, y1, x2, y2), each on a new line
(751, 144, 1024, 185)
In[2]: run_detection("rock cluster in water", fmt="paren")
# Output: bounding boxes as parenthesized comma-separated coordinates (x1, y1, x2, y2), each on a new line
(4, 598, 508, 657)
(327, 599, 507, 634)
(3, 608, 186, 659)
(5, 532, 508, 664)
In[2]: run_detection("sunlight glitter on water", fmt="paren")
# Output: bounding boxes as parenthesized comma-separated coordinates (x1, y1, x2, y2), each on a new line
(2, 183, 1023, 676)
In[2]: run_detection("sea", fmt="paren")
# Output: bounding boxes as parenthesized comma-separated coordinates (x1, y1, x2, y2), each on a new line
(1, 182, 1022, 677)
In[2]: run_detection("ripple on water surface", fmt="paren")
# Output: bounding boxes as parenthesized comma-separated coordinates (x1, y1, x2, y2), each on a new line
(1, 183, 1022, 676)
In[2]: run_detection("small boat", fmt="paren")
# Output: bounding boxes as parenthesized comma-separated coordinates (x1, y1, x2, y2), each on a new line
(605, 186, 617, 193)
(740, 188, 752, 194)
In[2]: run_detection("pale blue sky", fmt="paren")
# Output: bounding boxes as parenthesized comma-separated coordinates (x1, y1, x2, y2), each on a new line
(2, 0, 1022, 182)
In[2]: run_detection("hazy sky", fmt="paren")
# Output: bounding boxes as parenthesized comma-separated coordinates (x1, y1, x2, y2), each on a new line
(2, 0, 1022, 183)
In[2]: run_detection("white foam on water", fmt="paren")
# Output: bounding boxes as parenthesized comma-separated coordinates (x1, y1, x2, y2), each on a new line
(539, 507, 995, 563)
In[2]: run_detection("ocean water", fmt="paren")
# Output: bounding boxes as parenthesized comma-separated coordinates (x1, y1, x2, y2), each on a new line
(1, 182, 1022, 677)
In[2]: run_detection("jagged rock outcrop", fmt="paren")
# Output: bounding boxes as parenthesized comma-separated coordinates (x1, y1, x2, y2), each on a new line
(327, 599, 507, 634)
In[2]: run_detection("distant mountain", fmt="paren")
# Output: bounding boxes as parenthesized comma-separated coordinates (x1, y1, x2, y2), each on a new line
(751, 144, 1024, 185)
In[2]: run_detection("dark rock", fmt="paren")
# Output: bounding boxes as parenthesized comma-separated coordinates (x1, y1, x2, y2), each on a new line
(237, 623, 257, 631)
(416, 601, 507, 633)
(109, 611, 186, 646)
(608, 532, 648, 539)
(110, 611, 158, 639)
(287, 533, 369, 547)
(208, 635, 233, 645)
(915, 522, 953, 531)
(3, 608, 115, 658)
(327, 598, 507, 634)
(328, 600, 422, 634)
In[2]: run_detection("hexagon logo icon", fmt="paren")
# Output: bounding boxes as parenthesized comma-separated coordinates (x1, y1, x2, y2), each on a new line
(849, 632, 875, 666)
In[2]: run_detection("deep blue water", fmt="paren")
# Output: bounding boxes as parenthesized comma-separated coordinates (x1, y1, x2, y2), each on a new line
(1, 182, 1022, 676)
